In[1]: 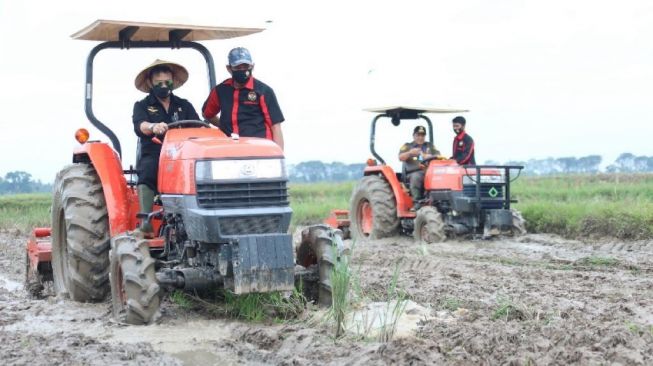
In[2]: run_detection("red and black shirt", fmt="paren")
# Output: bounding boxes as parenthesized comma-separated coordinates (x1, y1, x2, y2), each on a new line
(202, 77, 284, 139)
(452, 131, 476, 165)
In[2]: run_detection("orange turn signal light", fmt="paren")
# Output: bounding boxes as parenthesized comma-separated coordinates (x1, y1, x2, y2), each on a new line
(366, 158, 377, 166)
(75, 128, 90, 144)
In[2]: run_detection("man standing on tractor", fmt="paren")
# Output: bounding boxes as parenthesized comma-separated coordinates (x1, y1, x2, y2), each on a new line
(451, 116, 476, 165)
(202, 47, 285, 149)
(398, 125, 440, 209)
(132, 59, 200, 233)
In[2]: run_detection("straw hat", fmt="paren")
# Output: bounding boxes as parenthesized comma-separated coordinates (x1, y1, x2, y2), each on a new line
(134, 59, 189, 93)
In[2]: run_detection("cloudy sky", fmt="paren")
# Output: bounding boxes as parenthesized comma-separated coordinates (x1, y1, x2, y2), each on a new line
(0, 0, 651, 182)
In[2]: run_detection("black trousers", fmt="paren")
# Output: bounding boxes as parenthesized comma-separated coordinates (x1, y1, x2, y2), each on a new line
(137, 153, 159, 192)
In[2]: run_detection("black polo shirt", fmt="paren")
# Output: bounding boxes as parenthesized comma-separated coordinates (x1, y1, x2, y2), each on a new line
(202, 77, 284, 139)
(452, 131, 476, 165)
(132, 92, 199, 156)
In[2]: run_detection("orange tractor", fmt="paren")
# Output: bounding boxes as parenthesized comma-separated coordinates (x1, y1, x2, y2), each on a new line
(343, 106, 526, 243)
(25, 20, 346, 324)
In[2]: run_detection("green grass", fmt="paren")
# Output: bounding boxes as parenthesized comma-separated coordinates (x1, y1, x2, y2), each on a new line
(2, 174, 652, 240)
(513, 174, 653, 240)
(0, 193, 51, 231)
(289, 181, 354, 230)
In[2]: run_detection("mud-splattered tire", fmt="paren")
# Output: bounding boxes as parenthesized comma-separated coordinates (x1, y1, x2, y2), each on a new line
(110, 233, 161, 325)
(511, 210, 527, 236)
(296, 225, 349, 307)
(349, 175, 399, 240)
(51, 164, 110, 302)
(414, 207, 446, 243)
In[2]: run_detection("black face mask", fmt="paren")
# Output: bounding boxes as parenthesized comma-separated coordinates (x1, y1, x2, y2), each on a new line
(153, 84, 171, 99)
(232, 69, 252, 84)
(453, 128, 462, 134)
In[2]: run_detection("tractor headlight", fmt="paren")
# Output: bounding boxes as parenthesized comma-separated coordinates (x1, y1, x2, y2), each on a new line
(462, 175, 505, 185)
(196, 159, 286, 181)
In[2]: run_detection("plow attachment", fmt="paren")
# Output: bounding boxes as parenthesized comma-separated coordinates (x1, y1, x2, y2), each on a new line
(25, 227, 53, 296)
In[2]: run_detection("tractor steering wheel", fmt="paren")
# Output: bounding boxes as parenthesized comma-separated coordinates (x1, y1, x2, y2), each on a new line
(167, 119, 212, 129)
(420, 155, 447, 166)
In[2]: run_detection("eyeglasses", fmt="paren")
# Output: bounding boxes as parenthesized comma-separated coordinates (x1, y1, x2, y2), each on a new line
(153, 80, 173, 88)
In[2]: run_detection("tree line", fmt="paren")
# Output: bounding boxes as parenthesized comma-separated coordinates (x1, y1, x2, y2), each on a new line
(0, 171, 52, 195)
(289, 153, 653, 182)
(1, 153, 651, 192)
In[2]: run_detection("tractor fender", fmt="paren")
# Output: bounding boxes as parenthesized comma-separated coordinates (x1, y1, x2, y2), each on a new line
(73, 142, 135, 236)
(363, 165, 414, 217)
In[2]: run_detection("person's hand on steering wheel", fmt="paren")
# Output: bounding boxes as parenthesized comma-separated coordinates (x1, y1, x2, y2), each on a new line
(151, 122, 168, 136)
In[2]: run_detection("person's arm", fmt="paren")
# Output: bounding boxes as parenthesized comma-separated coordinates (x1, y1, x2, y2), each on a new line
(272, 124, 284, 150)
(398, 144, 420, 161)
(202, 87, 221, 126)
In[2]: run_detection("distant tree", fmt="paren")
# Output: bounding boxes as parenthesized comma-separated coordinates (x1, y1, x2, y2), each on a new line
(576, 155, 602, 173)
(555, 157, 577, 173)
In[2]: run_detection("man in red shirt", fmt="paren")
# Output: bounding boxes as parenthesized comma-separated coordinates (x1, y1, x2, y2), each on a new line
(451, 116, 476, 165)
(202, 47, 285, 149)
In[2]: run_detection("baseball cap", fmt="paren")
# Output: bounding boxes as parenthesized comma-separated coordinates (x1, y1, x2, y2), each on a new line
(228, 47, 253, 66)
(413, 126, 427, 135)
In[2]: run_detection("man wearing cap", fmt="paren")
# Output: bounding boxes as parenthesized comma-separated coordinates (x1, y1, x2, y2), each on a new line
(399, 126, 440, 207)
(451, 116, 476, 165)
(202, 47, 285, 149)
(132, 59, 200, 233)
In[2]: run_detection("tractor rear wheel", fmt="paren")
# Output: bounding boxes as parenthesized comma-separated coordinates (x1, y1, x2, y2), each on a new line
(110, 233, 160, 325)
(51, 164, 110, 301)
(511, 210, 527, 236)
(349, 175, 399, 240)
(414, 207, 446, 243)
(296, 225, 349, 307)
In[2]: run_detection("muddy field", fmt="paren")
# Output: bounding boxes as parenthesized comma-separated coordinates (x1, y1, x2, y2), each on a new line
(1, 228, 652, 365)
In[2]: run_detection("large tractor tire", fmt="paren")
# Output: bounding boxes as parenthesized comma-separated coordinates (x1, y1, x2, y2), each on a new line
(51, 164, 110, 301)
(296, 225, 349, 307)
(413, 207, 447, 243)
(511, 210, 527, 236)
(110, 233, 161, 325)
(349, 175, 399, 240)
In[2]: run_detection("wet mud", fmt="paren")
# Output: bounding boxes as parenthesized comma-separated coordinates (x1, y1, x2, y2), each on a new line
(1, 229, 652, 365)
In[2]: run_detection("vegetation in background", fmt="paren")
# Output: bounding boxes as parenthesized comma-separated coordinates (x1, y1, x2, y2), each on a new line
(513, 174, 653, 240)
(0, 193, 50, 230)
(1, 174, 651, 240)
(0, 171, 52, 195)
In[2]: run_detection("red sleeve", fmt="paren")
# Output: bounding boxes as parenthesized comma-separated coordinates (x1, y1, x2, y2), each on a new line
(202, 88, 221, 119)
(459, 139, 475, 165)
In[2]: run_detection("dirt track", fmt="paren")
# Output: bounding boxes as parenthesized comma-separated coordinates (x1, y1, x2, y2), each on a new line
(1, 228, 652, 365)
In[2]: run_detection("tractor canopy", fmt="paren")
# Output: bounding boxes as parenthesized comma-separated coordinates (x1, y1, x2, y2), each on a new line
(71, 19, 264, 158)
(364, 105, 469, 165)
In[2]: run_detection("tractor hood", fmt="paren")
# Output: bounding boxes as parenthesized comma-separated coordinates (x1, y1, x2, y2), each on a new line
(161, 128, 284, 161)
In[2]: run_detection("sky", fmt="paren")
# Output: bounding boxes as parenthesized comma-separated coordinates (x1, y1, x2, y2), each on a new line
(0, 0, 651, 182)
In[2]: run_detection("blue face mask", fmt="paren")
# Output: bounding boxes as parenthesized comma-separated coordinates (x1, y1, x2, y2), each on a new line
(232, 69, 252, 84)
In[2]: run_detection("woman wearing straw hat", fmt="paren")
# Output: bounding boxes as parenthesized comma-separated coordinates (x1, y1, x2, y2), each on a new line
(132, 59, 200, 233)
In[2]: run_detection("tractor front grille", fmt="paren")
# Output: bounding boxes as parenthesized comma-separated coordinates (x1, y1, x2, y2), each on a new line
(219, 215, 283, 235)
(463, 184, 505, 209)
(196, 180, 289, 209)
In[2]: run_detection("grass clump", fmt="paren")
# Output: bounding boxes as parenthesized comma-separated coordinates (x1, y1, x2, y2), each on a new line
(577, 256, 620, 267)
(491, 297, 527, 321)
(440, 297, 462, 312)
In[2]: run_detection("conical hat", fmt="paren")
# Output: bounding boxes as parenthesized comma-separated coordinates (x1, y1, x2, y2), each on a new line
(134, 59, 189, 93)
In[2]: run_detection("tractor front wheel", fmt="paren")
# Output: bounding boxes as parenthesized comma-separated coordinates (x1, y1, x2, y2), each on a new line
(414, 207, 446, 243)
(110, 233, 161, 325)
(296, 225, 349, 307)
(349, 175, 399, 240)
(511, 210, 527, 236)
(51, 164, 110, 301)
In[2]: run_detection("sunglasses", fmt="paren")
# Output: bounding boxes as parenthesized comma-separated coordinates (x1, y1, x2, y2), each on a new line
(153, 80, 173, 88)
